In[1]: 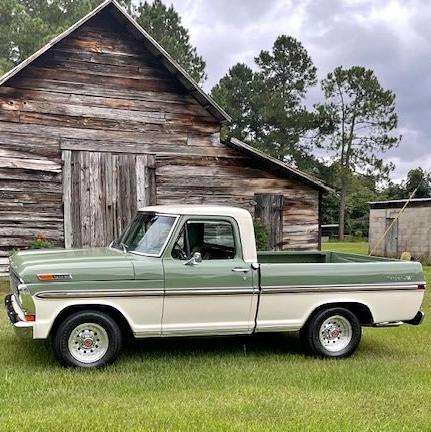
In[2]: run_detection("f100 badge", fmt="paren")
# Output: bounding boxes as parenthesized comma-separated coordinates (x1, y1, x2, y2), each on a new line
(37, 273, 73, 282)
(386, 275, 413, 281)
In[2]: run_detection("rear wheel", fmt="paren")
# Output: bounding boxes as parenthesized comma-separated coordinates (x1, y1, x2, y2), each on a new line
(53, 311, 122, 368)
(302, 307, 361, 358)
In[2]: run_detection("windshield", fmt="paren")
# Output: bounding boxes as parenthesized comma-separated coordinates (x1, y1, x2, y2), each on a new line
(114, 213, 177, 256)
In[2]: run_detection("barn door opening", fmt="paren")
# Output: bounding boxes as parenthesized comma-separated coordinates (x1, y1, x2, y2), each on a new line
(254, 193, 284, 250)
(62, 150, 156, 248)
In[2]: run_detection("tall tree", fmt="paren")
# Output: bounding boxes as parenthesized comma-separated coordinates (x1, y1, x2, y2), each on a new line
(135, 0, 206, 84)
(316, 66, 400, 239)
(211, 35, 318, 167)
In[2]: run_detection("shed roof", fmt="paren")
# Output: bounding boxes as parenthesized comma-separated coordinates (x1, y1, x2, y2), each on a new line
(369, 198, 431, 209)
(227, 138, 333, 193)
(0, 0, 230, 122)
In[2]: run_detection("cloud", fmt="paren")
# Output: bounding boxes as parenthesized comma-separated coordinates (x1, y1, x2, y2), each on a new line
(154, 0, 430, 180)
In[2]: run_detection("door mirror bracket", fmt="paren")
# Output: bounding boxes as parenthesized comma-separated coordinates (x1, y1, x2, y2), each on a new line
(185, 252, 202, 266)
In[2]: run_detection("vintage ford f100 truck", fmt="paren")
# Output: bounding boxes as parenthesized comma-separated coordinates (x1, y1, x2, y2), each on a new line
(5, 205, 425, 367)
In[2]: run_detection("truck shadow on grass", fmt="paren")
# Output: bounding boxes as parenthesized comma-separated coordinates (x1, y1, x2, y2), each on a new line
(3, 331, 404, 368)
(123, 332, 306, 360)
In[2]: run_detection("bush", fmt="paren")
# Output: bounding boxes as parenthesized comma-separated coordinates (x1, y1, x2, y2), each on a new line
(254, 218, 269, 251)
(30, 235, 53, 249)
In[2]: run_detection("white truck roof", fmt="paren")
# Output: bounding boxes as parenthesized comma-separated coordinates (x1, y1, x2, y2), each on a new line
(139, 205, 257, 262)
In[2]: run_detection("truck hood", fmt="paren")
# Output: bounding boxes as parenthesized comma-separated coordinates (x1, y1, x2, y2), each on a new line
(10, 247, 134, 284)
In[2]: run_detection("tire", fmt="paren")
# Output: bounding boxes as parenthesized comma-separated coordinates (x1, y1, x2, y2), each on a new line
(302, 307, 361, 358)
(53, 310, 122, 368)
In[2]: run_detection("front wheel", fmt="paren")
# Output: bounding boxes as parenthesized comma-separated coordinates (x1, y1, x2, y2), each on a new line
(302, 307, 361, 358)
(53, 310, 122, 368)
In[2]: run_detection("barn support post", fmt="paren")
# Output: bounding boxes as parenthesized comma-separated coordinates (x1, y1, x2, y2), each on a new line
(62, 150, 73, 249)
(318, 190, 322, 251)
(136, 154, 156, 208)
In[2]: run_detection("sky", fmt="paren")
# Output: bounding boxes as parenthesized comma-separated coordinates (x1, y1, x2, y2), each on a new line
(153, 0, 430, 182)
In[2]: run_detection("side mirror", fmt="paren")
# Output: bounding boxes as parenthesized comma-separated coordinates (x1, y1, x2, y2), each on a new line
(185, 252, 202, 266)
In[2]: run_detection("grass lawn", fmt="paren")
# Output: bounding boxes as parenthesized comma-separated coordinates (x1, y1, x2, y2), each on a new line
(0, 242, 430, 431)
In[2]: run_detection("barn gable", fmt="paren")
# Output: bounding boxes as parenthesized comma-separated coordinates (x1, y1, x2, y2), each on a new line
(0, 0, 329, 275)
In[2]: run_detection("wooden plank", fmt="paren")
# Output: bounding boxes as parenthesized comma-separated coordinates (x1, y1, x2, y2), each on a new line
(23, 67, 180, 94)
(89, 151, 101, 247)
(76, 151, 86, 247)
(62, 150, 72, 248)
(2, 97, 167, 124)
(0, 168, 60, 183)
(0, 180, 62, 193)
(0, 86, 210, 117)
(0, 156, 61, 173)
(136, 154, 156, 208)
(8, 78, 197, 105)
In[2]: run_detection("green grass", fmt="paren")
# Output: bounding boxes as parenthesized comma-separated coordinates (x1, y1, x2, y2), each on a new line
(1, 244, 430, 432)
(323, 240, 369, 255)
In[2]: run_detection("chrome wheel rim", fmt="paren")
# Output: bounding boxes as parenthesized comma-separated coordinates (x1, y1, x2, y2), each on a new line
(68, 323, 109, 364)
(319, 315, 352, 352)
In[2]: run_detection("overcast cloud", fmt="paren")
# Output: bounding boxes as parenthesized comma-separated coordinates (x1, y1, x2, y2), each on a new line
(155, 0, 430, 181)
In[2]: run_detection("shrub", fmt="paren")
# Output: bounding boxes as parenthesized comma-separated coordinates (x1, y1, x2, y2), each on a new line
(30, 235, 53, 249)
(254, 218, 269, 251)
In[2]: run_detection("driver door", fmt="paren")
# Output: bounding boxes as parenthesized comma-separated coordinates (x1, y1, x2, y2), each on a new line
(162, 216, 256, 336)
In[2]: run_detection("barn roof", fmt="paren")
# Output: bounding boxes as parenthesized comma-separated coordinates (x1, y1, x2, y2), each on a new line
(227, 138, 333, 192)
(0, 0, 230, 122)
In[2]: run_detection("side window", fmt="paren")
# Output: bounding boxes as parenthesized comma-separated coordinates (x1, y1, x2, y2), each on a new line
(171, 220, 237, 260)
(203, 221, 235, 249)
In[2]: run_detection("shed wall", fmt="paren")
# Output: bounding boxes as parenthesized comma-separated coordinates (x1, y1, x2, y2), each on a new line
(369, 207, 431, 258)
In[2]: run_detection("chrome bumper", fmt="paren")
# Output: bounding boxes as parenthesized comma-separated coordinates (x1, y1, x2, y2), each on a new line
(403, 311, 425, 326)
(4, 294, 33, 338)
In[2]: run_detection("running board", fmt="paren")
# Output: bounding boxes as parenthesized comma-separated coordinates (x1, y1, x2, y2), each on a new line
(373, 321, 403, 328)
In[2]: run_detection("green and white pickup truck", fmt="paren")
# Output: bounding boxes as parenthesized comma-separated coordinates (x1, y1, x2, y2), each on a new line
(5, 205, 425, 368)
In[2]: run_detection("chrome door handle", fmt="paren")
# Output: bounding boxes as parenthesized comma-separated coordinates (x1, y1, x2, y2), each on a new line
(232, 267, 250, 273)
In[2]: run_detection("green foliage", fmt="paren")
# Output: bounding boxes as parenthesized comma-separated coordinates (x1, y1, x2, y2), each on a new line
(0, 0, 205, 85)
(211, 63, 257, 142)
(253, 218, 269, 251)
(135, 0, 206, 84)
(379, 167, 431, 201)
(29, 234, 52, 249)
(405, 167, 431, 197)
(211, 35, 319, 167)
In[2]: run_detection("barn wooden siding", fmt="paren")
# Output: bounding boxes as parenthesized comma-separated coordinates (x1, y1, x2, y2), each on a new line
(0, 4, 321, 274)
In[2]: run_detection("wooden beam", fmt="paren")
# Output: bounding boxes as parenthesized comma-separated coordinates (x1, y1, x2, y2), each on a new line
(62, 150, 73, 248)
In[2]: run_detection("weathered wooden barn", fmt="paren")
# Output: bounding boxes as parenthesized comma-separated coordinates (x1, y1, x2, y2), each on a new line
(369, 198, 431, 259)
(0, 0, 330, 275)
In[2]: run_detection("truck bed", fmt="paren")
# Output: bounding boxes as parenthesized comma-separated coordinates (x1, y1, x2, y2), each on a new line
(257, 250, 423, 286)
(255, 250, 425, 329)
(257, 250, 395, 264)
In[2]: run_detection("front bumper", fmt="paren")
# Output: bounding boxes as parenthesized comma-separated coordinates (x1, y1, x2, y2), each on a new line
(4, 294, 34, 338)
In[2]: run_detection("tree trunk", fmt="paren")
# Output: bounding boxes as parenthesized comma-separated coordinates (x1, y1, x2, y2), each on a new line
(338, 180, 348, 240)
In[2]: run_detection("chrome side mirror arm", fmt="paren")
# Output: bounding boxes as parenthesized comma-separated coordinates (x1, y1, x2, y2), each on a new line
(185, 252, 202, 266)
